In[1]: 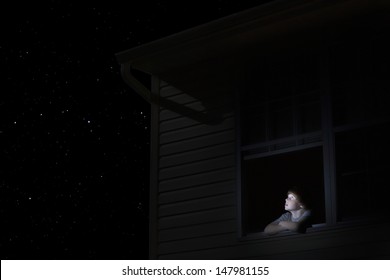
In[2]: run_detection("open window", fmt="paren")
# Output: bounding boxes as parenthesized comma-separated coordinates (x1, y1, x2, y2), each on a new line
(240, 49, 325, 236)
(242, 146, 325, 234)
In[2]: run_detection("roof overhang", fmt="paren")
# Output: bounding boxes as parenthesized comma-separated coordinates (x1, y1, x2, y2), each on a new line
(116, 0, 389, 101)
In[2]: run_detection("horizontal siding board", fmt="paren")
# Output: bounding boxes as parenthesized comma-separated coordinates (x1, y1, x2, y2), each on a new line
(159, 101, 233, 122)
(160, 117, 235, 144)
(161, 91, 199, 104)
(160, 116, 201, 133)
(165, 240, 390, 260)
(159, 180, 235, 204)
(160, 101, 206, 121)
(159, 193, 236, 217)
(159, 219, 236, 242)
(160, 142, 235, 168)
(158, 223, 390, 259)
(159, 167, 236, 192)
(159, 206, 236, 229)
(160, 85, 184, 98)
(159, 241, 390, 260)
(158, 233, 236, 255)
(159, 130, 236, 156)
(159, 80, 169, 88)
(159, 155, 235, 181)
(267, 241, 390, 260)
(160, 112, 234, 133)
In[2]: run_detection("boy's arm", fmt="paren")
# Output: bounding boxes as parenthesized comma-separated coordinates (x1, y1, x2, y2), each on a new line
(279, 216, 311, 233)
(278, 221, 299, 232)
(264, 222, 288, 235)
(265, 215, 311, 235)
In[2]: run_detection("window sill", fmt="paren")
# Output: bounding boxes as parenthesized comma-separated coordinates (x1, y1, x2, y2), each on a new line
(239, 219, 390, 243)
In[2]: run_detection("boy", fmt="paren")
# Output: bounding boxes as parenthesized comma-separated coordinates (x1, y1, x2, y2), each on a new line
(264, 187, 312, 235)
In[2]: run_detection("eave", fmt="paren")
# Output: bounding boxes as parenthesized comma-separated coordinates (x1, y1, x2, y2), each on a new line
(116, 0, 389, 102)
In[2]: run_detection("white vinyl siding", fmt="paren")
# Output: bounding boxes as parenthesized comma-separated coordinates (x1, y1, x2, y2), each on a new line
(154, 81, 238, 258)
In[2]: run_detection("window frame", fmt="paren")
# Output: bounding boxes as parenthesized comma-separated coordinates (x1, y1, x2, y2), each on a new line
(236, 42, 389, 239)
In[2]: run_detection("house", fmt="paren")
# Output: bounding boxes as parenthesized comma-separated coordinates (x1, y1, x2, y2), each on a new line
(116, 0, 390, 259)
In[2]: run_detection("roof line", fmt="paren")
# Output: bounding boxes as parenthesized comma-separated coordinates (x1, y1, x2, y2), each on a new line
(115, 0, 318, 64)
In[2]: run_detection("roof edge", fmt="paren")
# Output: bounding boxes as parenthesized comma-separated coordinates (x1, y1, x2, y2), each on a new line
(115, 0, 321, 64)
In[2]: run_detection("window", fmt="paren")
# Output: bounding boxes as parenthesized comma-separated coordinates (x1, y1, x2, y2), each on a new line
(335, 123, 390, 221)
(330, 32, 390, 222)
(240, 50, 325, 235)
(239, 32, 390, 236)
(242, 146, 325, 233)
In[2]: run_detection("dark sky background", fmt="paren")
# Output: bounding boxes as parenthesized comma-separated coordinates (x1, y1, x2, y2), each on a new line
(1, 1, 272, 260)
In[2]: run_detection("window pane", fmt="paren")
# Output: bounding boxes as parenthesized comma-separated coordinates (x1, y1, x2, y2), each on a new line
(332, 81, 390, 127)
(297, 101, 321, 134)
(291, 51, 320, 94)
(241, 106, 267, 145)
(264, 58, 292, 99)
(372, 33, 390, 81)
(269, 100, 293, 140)
(331, 33, 390, 127)
(242, 51, 322, 146)
(241, 146, 325, 234)
(335, 122, 390, 221)
(330, 41, 360, 84)
(332, 85, 363, 126)
(364, 82, 390, 120)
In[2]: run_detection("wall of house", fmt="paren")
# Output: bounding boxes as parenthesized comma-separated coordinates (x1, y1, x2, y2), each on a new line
(150, 78, 239, 259)
(149, 76, 390, 260)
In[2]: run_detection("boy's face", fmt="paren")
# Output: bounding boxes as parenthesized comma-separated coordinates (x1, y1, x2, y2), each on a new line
(284, 193, 302, 211)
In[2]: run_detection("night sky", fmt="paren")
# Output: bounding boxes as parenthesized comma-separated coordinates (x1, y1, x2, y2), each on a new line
(1, 2, 272, 260)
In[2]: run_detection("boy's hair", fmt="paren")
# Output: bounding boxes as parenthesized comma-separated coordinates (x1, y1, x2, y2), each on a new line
(287, 186, 311, 209)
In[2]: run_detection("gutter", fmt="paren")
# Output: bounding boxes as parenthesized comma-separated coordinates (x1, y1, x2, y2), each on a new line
(119, 61, 224, 124)
(121, 62, 153, 104)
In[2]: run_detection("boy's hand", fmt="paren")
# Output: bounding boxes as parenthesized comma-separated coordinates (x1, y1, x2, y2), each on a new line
(278, 221, 298, 231)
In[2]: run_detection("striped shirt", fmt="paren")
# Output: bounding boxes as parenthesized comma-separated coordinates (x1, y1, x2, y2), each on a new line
(272, 210, 312, 224)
